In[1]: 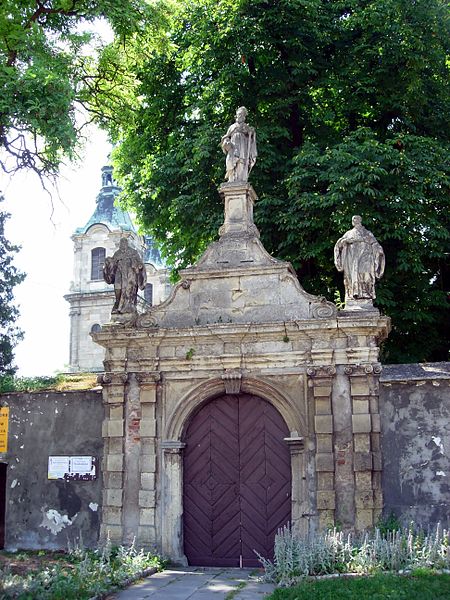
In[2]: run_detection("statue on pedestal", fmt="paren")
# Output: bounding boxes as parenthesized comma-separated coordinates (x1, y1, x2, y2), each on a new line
(334, 216, 385, 307)
(221, 106, 257, 182)
(103, 238, 147, 314)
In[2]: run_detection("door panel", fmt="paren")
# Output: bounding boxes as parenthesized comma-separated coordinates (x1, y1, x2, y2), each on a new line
(183, 394, 291, 567)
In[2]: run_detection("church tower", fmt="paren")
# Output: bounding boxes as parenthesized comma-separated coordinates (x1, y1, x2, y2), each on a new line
(65, 164, 170, 372)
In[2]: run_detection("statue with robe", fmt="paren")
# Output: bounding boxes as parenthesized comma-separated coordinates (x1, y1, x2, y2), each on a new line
(334, 216, 385, 305)
(221, 106, 257, 182)
(103, 238, 147, 314)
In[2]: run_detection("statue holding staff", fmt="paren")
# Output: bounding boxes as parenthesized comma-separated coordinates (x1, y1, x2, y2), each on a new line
(221, 106, 257, 183)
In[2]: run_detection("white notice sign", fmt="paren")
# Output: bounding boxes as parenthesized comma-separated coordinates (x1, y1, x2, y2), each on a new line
(71, 456, 92, 473)
(48, 456, 97, 481)
(48, 456, 70, 480)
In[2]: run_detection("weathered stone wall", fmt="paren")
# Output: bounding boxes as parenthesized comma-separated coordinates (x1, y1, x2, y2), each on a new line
(0, 362, 448, 553)
(0, 390, 103, 550)
(380, 363, 450, 528)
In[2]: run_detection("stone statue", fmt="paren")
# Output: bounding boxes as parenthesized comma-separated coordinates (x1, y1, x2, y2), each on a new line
(221, 106, 257, 182)
(103, 238, 147, 314)
(334, 216, 385, 306)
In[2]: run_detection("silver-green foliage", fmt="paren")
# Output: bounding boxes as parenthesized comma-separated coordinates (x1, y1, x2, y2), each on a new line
(259, 524, 450, 587)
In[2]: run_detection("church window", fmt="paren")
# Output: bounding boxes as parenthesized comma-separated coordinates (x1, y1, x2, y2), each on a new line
(91, 324, 101, 333)
(144, 283, 153, 305)
(91, 247, 106, 280)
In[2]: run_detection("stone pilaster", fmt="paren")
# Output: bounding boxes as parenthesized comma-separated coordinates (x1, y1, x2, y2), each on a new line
(68, 306, 81, 371)
(99, 372, 128, 544)
(284, 435, 308, 536)
(309, 366, 336, 530)
(136, 373, 160, 546)
(161, 441, 187, 564)
(310, 361, 384, 532)
(347, 363, 383, 530)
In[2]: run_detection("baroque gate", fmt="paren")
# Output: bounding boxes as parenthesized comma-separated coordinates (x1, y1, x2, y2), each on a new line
(95, 158, 390, 558)
(183, 394, 291, 567)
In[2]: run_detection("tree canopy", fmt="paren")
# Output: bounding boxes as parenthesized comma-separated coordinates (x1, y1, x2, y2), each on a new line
(0, 197, 25, 375)
(101, 0, 449, 363)
(0, 0, 168, 178)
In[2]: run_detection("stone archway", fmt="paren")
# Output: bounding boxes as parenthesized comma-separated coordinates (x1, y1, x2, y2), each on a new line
(182, 393, 291, 567)
(160, 376, 307, 564)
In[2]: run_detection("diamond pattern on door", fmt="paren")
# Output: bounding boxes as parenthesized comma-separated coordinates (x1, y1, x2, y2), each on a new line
(183, 394, 291, 567)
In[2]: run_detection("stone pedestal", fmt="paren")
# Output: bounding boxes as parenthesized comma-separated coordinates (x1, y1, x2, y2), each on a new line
(218, 182, 259, 238)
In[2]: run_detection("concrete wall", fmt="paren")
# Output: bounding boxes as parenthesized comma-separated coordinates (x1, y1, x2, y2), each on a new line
(0, 390, 103, 550)
(380, 363, 450, 528)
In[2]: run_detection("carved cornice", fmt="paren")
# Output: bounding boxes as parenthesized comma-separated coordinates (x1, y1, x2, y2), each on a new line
(284, 436, 305, 454)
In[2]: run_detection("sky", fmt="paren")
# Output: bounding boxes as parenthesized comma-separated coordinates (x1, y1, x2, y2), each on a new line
(2, 128, 112, 376)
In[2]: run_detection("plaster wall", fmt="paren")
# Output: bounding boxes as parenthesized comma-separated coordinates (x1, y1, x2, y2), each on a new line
(0, 390, 103, 550)
(380, 363, 450, 528)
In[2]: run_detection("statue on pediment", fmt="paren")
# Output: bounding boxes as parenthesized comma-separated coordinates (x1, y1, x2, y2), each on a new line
(221, 106, 257, 182)
(334, 216, 385, 305)
(104, 238, 147, 314)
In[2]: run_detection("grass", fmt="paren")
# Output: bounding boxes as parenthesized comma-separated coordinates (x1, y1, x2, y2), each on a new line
(224, 581, 246, 600)
(0, 373, 99, 393)
(267, 572, 450, 600)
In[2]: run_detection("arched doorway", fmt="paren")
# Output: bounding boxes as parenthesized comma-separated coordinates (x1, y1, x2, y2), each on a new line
(183, 393, 291, 567)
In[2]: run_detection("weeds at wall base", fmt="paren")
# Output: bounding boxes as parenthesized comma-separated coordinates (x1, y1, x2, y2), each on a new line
(0, 538, 164, 599)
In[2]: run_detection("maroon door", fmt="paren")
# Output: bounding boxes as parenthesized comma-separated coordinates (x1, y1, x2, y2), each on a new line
(183, 394, 291, 567)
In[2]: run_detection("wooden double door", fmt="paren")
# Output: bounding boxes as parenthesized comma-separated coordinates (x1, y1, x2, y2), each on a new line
(183, 394, 291, 567)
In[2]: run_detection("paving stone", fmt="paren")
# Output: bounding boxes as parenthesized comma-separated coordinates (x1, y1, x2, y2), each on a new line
(111, 568, 275, 600)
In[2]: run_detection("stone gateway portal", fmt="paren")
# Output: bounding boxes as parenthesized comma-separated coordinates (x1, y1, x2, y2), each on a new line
(183, 394, 291, 567)
(93, 108, 391, 561)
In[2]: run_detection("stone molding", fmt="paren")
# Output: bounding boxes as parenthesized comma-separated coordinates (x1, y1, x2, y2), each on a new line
(284, 436, 305, 454)
(98, 372, 128, 385)
(221, 370, 242, 394)
(164, 374, 305, 441)
(161, 441, 186, 454)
